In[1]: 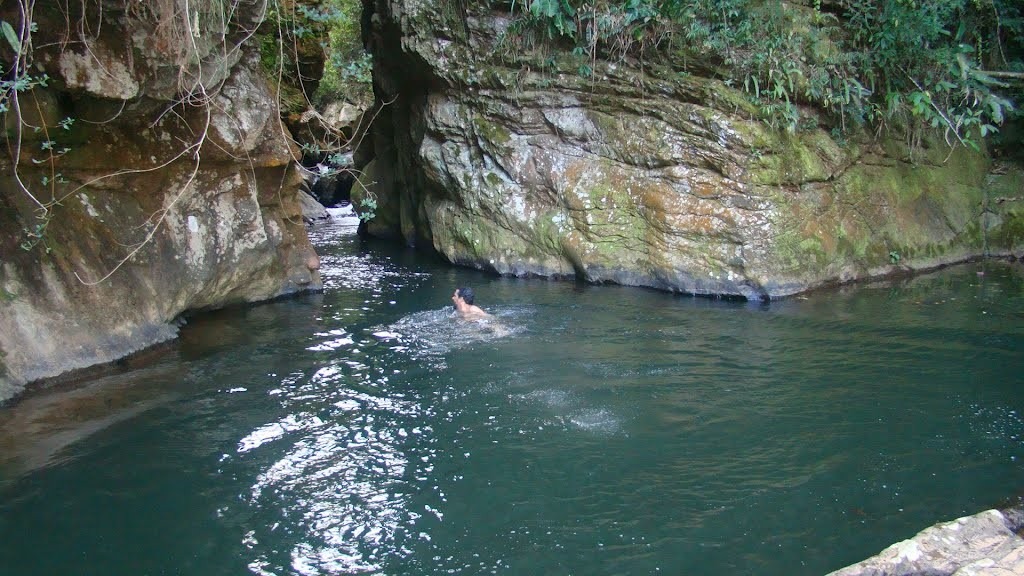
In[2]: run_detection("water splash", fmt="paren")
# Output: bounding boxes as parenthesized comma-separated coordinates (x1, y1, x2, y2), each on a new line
(371, 308, 521, 359)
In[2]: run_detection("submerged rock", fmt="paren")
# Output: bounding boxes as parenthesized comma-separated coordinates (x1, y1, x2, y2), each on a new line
(829, 508, 1024, 576)
(358, 1, 1024, 299)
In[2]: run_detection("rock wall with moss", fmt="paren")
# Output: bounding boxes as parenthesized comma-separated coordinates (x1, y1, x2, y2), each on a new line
(355, 0, 1024, 299)
(0, 1, 322, 402)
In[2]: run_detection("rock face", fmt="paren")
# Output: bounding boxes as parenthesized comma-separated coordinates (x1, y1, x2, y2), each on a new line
(829, 508, 1024, 576)
(357, 1, 1024, 299)
(299, 188, 333, 224)
(0, 1, 322, 402)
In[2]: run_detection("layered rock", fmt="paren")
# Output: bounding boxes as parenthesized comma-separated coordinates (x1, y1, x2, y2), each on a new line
(0, 0, 322, 402)
(356, 1, 1024, 299)
(829, 508, 1024, 576)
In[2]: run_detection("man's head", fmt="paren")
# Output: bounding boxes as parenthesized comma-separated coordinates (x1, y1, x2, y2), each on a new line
(455, 286, 475, 305)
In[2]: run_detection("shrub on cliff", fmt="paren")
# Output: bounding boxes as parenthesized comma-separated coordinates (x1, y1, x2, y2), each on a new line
(258, 0, 370, 112)
(499, 0, 1023, 150)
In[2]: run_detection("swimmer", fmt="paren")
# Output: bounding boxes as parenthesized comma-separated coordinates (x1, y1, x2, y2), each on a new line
(452, 286, 489, 320)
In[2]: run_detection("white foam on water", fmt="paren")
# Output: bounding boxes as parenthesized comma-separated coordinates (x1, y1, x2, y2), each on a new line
(567, 407, 621, 434)
(522, 388, 573, 409)
(326, 205, 357, 218)
(371, 307, 523, 360)
(512, 389, 624, 436)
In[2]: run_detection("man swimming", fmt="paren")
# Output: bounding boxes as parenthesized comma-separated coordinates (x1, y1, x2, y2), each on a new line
(452, 286, 489, 320)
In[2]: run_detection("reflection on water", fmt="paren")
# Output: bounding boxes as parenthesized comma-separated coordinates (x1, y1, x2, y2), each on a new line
(1, 210, 1023, 576)
(0, 356, 185, 479)
(244, 401, 417, 575)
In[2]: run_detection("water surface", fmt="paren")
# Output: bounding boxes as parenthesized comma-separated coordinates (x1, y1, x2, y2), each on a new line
(1, 211, 1023, 575)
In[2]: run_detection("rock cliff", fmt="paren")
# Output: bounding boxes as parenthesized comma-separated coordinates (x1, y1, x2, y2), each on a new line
(357, 0, 1024, 300)
(0, 0, 322, 402)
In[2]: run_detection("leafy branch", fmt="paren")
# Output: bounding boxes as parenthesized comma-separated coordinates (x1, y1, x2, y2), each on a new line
(499, 0, 1022, 148)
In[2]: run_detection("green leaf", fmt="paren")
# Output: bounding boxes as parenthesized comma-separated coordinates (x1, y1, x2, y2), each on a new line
(987, 97, 1008, 124)
(529, 0, 559, 18)
(1, 21, 21, 54)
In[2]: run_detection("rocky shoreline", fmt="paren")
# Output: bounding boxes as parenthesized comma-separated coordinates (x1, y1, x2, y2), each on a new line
(829, 506, 1024, 576)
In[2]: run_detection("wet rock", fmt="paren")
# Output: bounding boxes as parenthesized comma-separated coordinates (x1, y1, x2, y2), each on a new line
(0, 1, 322, 403)
(829, 508, 1024, 576)
(360, 1, 1024, 299)
(300, 190, 332, 224)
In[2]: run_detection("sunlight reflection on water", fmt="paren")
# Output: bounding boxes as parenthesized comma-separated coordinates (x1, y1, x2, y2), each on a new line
(237, 216, 532, 575)
(4, 212, 1022, 576)
(242, 377, 423, 575)
(236, 213, 427, 575)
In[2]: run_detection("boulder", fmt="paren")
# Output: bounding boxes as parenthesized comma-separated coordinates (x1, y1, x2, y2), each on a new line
(829, 508, 1024, 576)
(300, 190, 332, 224)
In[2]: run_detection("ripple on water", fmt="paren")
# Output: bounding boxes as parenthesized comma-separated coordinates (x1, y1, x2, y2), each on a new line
(509, 388, 624, 435)
(3, 247, 1024, 576)
(567, 407, 622, 434)
(238, 365, 429, 575)
(306, 329, 355, 352)
(236, 303, 534, 575)
(371, 308, 523, 360)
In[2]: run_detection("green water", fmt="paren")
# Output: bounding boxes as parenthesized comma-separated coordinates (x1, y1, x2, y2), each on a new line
(2, 213, 1024, 576)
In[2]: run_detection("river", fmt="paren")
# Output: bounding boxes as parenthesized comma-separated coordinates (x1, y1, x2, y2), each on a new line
(1, 210, 1022, 575)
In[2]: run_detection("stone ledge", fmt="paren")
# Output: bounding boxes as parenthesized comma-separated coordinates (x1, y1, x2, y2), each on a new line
(829, 507, 1024, 576)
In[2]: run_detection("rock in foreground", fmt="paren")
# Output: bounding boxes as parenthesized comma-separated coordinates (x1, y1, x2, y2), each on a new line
(829, 508, 1024, 576)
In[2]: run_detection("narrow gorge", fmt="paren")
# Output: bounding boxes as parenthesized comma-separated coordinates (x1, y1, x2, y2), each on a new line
(1, 2, 1022, 575)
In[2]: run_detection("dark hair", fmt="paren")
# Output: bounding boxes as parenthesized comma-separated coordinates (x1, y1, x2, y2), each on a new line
(456, 286, 475, 305)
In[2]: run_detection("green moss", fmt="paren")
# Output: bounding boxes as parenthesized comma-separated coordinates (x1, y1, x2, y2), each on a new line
(988, 207, 1024, 248)
(768, 150, 923, 274)
(772, 215, 824, 269)
(587, 111, 675, 168)
(750, 130, 842, 186)
(984, 167, 1024, 251)
(797, 236, 825, 262)
(987, 169, 1024, 200)
(708, 82, 761, 116)
(772, 229, 813, 271)
(520, 213, 561, 256)
(784, 140, 996, 271)
(473, 117, 512, 147)
(571, 177, 650, 265)
(835, 224, 870, 260)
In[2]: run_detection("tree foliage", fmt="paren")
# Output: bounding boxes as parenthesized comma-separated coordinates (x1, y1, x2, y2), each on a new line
(502, 0, 1024, 149)
(258, 0, 371, 110)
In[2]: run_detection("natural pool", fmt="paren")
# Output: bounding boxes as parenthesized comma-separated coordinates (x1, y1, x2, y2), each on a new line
(1, 212, 1023, 575)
